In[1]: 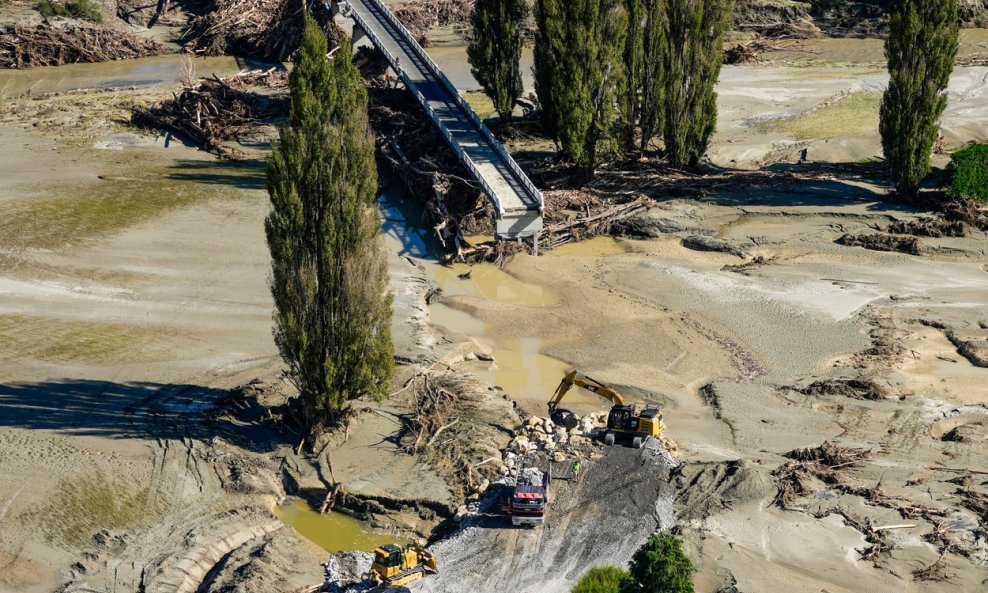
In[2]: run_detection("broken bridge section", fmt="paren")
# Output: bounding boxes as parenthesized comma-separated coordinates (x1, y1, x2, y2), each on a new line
(333, 0, 545, 244)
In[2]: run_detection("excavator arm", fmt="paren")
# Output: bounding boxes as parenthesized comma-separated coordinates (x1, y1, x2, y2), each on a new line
(548, 370, 627, 425)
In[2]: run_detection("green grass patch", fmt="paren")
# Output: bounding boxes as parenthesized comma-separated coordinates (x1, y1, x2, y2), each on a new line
(0, 314, 165, 364)
(462, 90, 497, 120)
(761, 92, 881, 141)
(0, 159, 261, 250)
(946, 144, 988, 204)
(36, 0, 104, 22)
(28, 475, 158, 547)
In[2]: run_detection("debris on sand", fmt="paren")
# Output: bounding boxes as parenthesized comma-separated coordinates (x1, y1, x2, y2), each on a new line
(131, 73, 286, 159)
(682, 235, 747, 256)
(724, 40, 800, 64)
(942, 197, 988, 231)
(181, 0, 342, 61)
(773, 441, 870, 508)
(323, 550, 373, 592)
(798, 378, 892, 400)
(397, 371, 517, 503)
(611, 216, 684, 239)
(0, 22, 162, 69)
(885, 217, 967, 238)
(394, 0, 474, 47)
(836, 232, 922, 255)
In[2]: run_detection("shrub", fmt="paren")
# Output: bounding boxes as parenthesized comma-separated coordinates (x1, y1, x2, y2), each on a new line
(36, 0, 105, 23)
(625, 534, 695, 593)
(571, 566, 631, 593)
(946, 144, 988, 204)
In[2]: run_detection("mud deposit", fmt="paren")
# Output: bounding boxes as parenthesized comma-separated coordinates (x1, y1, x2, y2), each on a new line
(1, 22, 987, 593)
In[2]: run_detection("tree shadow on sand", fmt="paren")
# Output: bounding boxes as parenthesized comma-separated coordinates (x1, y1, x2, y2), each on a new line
(0, 378, 294, 453)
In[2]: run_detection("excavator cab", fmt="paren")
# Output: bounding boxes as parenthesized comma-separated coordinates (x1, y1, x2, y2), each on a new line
(549, 370, 665, 448)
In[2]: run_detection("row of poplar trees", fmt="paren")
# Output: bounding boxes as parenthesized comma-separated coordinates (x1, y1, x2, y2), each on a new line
(469, 0, 733, 178)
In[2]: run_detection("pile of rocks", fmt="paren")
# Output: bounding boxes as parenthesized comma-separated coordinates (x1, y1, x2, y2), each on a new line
(504, 413, 607, 468)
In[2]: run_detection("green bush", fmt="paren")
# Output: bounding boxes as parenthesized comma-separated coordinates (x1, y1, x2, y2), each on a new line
(572, 566, 630, 593)
(625, 534, 695, 593)
(947, 144, 988, 204)
(36, 0, 104, 22)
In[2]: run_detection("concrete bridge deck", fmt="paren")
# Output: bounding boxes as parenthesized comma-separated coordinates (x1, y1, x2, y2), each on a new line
(337, 0, 544, 241)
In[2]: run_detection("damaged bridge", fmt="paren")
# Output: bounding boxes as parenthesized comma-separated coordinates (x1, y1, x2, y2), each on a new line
(332, 0, 545, 245)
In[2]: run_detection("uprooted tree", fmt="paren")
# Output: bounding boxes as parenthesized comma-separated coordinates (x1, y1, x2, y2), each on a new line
(879, 0, 959, 198)
(533, 0, 628, 179)
(266, 15, 394, 431)
(661, 0, 732, 169)
(467, 0, 528, 122)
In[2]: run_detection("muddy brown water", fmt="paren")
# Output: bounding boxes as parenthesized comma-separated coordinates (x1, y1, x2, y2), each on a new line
(0, 55, 251, 99)
(274, 499, 404, 553)
(427, 262, 602, 410)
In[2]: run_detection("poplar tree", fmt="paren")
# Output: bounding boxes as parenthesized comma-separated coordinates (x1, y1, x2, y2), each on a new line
(467, 0, 528, 122)
(624, 0, 646, 150)
(627, 0, 667, 153)
(265, 16, 394, 430)
(534, 0, 628, 178)
(661, 0, 731, 169)
(533, 0, 561, 140)
(880, 0, 959, 197)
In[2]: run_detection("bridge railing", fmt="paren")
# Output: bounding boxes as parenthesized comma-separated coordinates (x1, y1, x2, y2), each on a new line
(346, 0, 544, 216)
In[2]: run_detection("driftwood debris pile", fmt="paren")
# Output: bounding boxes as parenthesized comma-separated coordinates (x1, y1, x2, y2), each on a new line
(394, 0, 474, 47)
(181, 0, 341, 61)
(0, 23, 162, 69)
(836, 232, 923, 255)
(724, 40, 801, 64)
(131, 70, 286, 159)
(773, 441, 870, 508)
(799, 378, 891, 400)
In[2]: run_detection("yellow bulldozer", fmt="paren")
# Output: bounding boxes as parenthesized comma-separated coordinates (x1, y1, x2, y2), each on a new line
(367, 543, 437, 587)
(548, 370, 665, 448)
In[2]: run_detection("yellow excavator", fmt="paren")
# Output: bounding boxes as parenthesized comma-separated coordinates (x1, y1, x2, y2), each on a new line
(367, 543, 437, 587)
(548, 370, 664, 448)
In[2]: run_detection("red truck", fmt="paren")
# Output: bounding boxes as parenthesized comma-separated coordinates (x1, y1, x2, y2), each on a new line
(506, 467, 550, 527)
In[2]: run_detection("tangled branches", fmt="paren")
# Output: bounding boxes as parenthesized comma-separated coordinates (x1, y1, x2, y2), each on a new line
(394, 0, 474, 47)
(0, 22, 162, 69)
(181, 0, 341, 61)
(402, 373, 463, 456)
(131, 72, 286, 159)
(773, 441, 870, 508)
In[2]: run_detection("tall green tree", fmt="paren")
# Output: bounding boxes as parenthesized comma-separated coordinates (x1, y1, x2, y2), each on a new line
(623, 0, 645, 151)
(626, 0, 667, 153)
(572, 566, 631, 593)
(533, 0, 628, 177)
(533, 0, 562, 140)
(661, 0, 731, 169)
(625, 534, 695, 593)
(265, 15, 394, 430)
(879, 0, 959, 197)
(467, 0, 528, 122)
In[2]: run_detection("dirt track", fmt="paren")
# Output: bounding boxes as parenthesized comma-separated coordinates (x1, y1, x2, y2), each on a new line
(418, 445, 677, 593)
